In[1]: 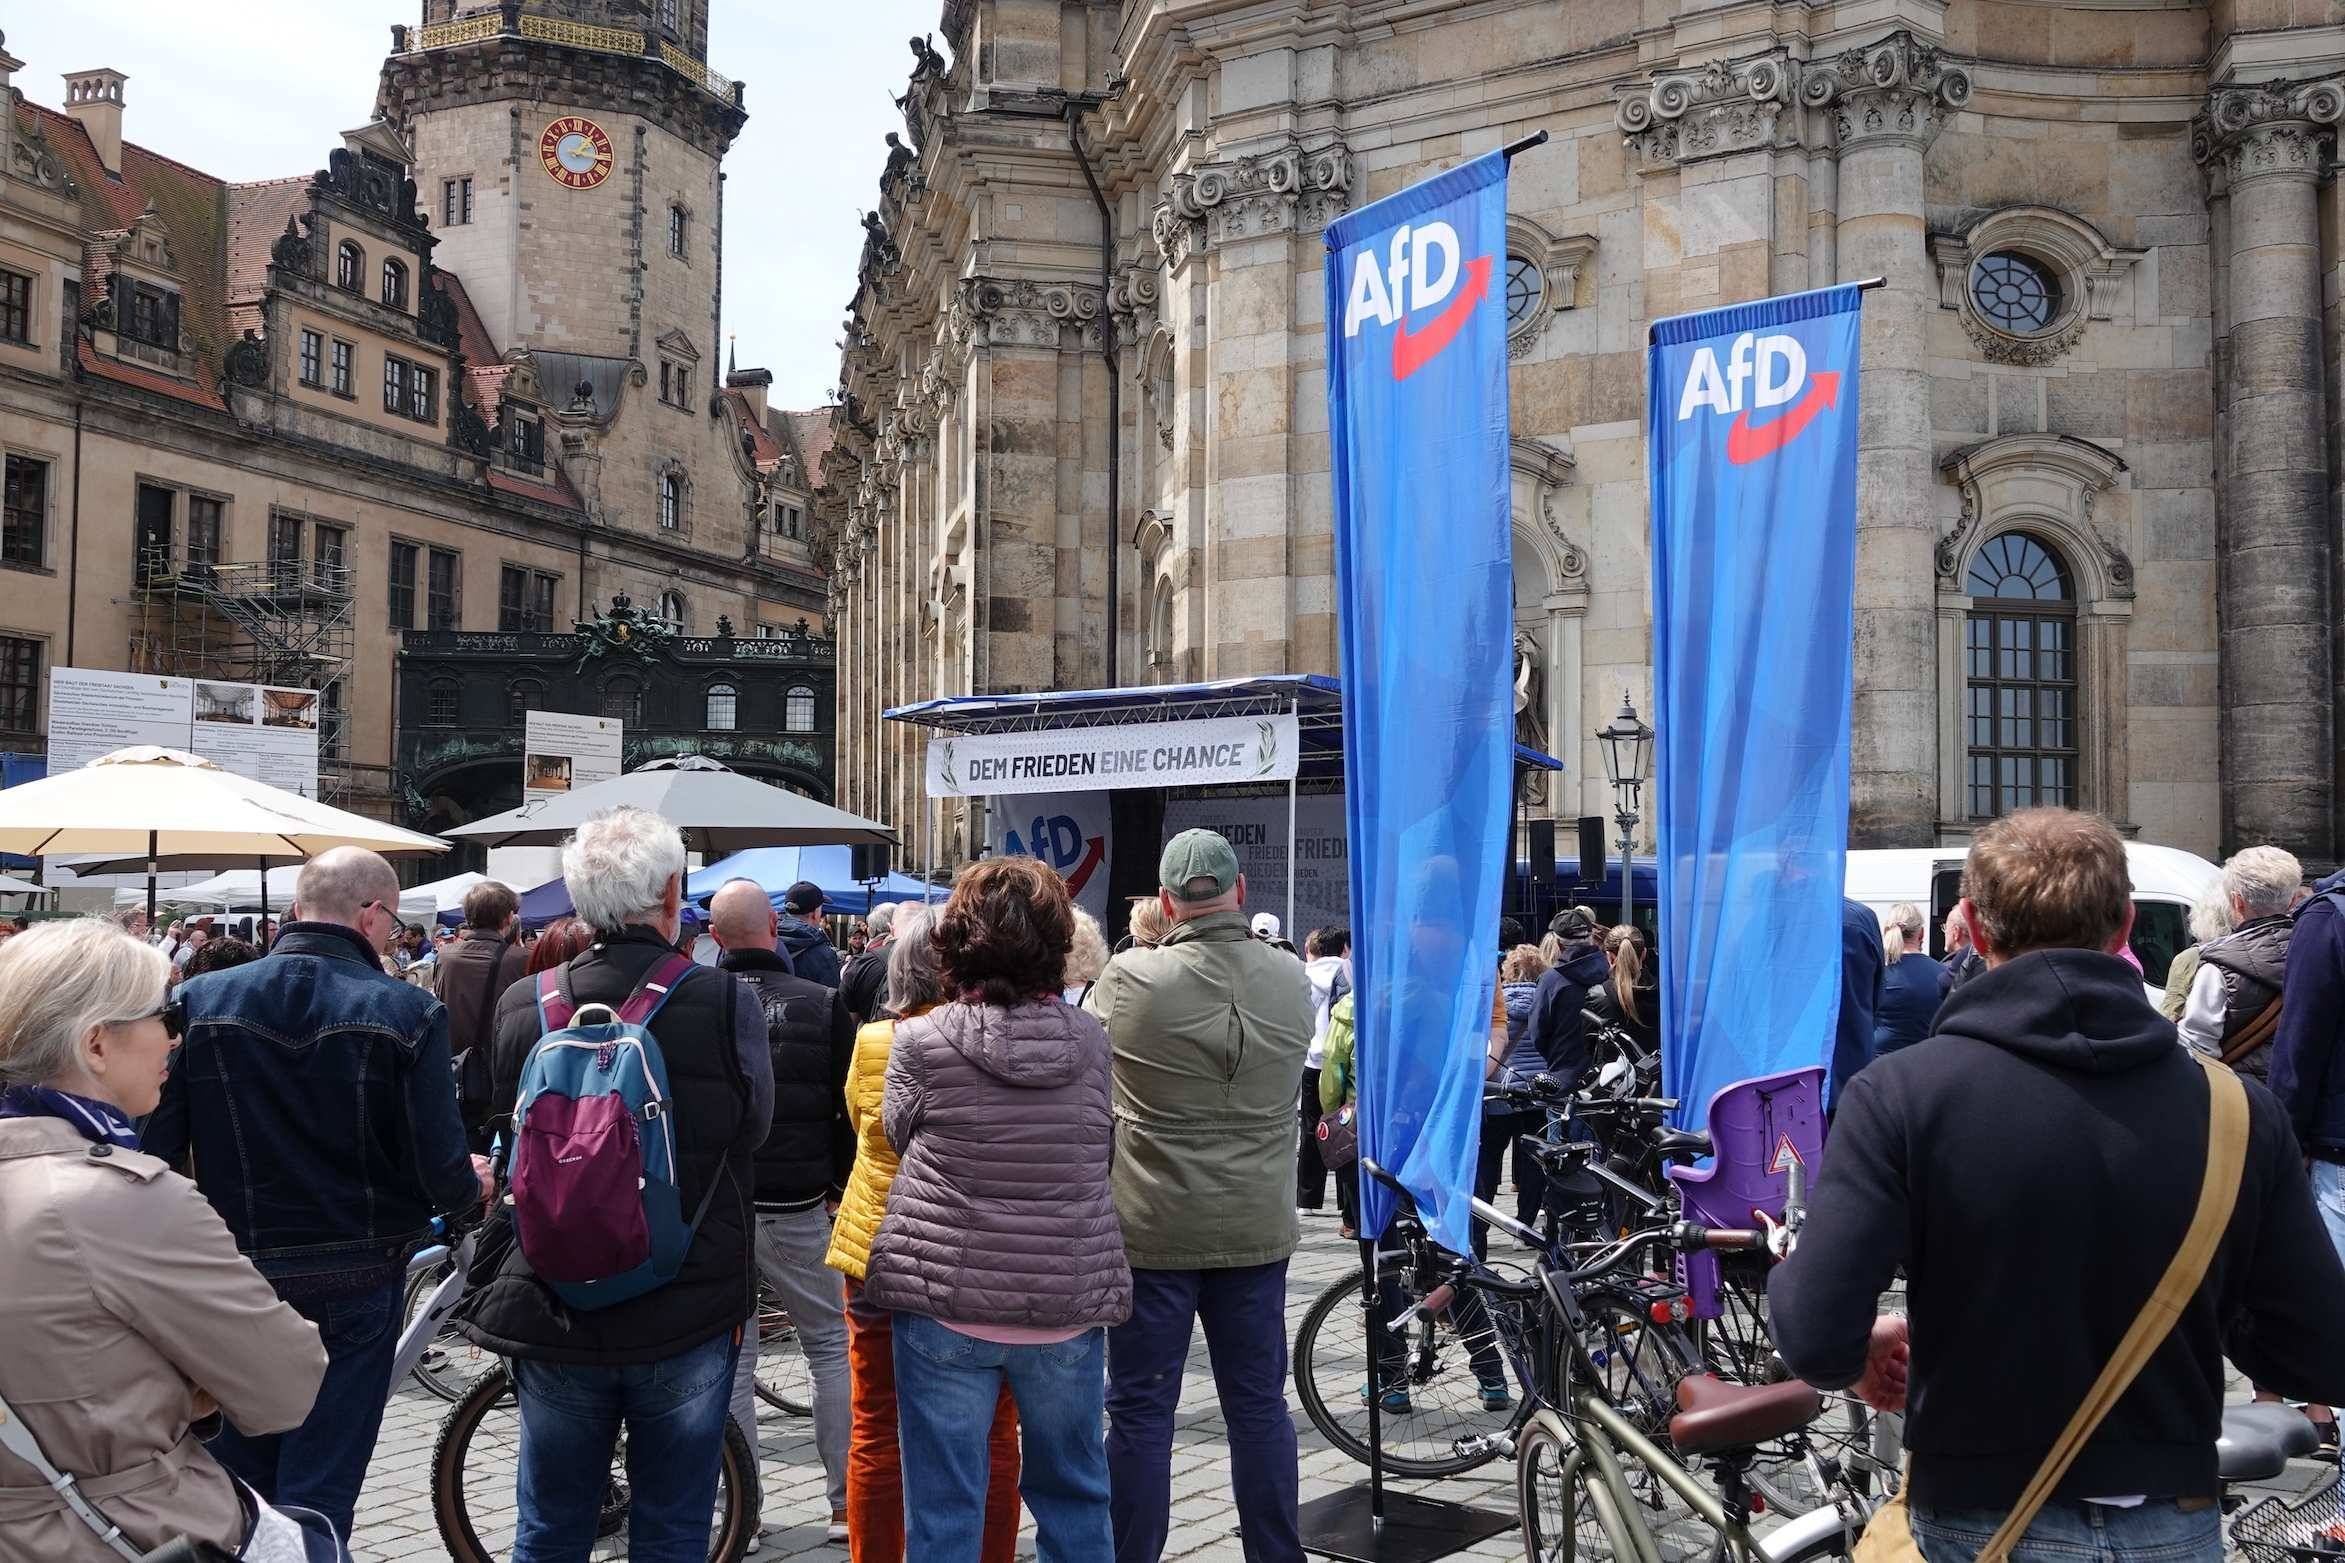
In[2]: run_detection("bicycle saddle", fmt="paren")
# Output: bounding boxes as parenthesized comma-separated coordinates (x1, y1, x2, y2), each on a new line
(1667, 1373, 1823, 1456)
(2216, 1403, 2320, 1484)
(1652, 1127, 1713, 1161)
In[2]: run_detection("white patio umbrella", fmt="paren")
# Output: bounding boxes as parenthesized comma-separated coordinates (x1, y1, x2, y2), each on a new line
(0, 746, 446, 922)
(448, 755, 894, 854)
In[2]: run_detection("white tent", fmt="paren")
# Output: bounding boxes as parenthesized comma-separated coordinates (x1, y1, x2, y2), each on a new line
(401, 871, 493, 922)
(155, 866, 306, 908)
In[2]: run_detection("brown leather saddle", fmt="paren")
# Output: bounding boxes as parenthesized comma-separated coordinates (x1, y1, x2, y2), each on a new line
(1668, 1373, 1824, 1456)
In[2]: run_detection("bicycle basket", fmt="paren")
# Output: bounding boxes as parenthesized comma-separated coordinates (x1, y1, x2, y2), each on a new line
(2232, 1475, 2345, 1563)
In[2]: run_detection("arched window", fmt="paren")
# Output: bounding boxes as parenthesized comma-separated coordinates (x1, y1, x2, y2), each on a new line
(381, 259, 408, 310)
(705, 683, 737, 731)
(1964, 532, 2077, 819)
(784, 686, 816, 733)
(1148, 577, 1174, 676)
(507, 677, 544, 728)
(602, 676, 642, 726)
(336, 240, 364, 292)
(426, 677, 460, 727)
(659, 471, 686, 531)
(657, 590, 686, 631)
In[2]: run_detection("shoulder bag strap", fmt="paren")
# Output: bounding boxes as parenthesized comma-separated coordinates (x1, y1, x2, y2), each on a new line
(618, 953, 700, 1028)
(0, 1389, 145, 1560)
(1977, 1054, 2250, 1562)
(534, 966, 576, 1034)
(2220, 996, 2286, 1069)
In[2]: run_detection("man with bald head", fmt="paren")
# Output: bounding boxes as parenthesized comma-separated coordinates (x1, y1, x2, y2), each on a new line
(145, 844, 488, 1545)
(709, 876, 856, 1536)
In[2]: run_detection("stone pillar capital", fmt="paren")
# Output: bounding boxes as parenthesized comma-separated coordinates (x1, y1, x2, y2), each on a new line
(2192, 79, 2344, 185)
(1819, 32, 1972, 156)
(1150, 137, 1352, 271)
(1614, 48, 1822, 172)
(947, 275, 1105, 353)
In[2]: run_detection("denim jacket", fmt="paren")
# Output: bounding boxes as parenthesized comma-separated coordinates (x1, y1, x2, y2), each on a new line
(143, 921, 478, 1284)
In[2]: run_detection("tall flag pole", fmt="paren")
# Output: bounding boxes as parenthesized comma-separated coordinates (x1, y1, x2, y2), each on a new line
(1326, 142, 1530, 1257)
(1647, 284, 1869, 1124)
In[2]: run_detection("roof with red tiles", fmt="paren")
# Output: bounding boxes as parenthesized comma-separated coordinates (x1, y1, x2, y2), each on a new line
(720, 387, 782, 468)
(225, 177, 311, 307)
(781, 408, 837, 488)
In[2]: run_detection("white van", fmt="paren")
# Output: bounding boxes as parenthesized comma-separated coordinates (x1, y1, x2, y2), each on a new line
(1845, 842, 2219, 991)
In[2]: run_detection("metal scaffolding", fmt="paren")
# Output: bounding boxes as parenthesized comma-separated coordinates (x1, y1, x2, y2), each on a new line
(129, 551, 356, 800)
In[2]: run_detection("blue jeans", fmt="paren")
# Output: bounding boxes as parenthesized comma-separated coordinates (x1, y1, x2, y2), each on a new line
(2310, 1161, 2345, 1265)
(1107, 1263, 1302, 1563)
(1914, 1499, 2220, 1563)
(208, 1274, 400, 1544)
(892, 1312, 1111, 1563)
(510, 1330, 740, 1563)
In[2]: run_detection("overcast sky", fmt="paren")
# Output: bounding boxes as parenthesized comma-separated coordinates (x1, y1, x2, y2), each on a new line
(4, 2, 942, 409)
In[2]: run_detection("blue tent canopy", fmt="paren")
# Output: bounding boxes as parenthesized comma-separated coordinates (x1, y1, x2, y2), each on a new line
(885, 673, 1562, 779)
(686, 846, 932, 919)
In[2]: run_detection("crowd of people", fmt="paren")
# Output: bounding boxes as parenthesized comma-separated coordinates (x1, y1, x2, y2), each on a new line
(8, 799, 2345, 1562)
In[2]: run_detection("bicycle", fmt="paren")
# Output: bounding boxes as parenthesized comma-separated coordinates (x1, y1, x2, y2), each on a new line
(750, 1285, 813, 1418)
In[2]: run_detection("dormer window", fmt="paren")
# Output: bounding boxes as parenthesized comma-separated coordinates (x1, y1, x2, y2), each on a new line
(381, 259, 409, 311)
(336, 241, 364, 292)
(118, 282, 180, 351)
(501, 402, 545, 475)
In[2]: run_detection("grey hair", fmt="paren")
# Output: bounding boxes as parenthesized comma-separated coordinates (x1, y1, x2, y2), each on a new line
(1067, 907, 1110, 986)
(0, 920, 171, 1091)
(2222, 845, 2303, 922)
(2186, 882, 2238, 944)
(294, 846, 400, 927)
(865, 902, 897, 937)
(886, 906, 943, 1016)
(1880, 901, 1926, 963)
(562, 806, 687, 935)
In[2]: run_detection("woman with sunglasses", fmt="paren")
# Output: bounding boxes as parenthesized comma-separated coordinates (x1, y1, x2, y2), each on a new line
(0, 918, 330, 1561)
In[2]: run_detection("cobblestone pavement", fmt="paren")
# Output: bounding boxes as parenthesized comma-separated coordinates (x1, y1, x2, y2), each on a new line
(352, 1206, 2338, 1561)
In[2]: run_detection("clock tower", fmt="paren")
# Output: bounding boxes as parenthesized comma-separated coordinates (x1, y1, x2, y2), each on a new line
(376, 2, 745, 362)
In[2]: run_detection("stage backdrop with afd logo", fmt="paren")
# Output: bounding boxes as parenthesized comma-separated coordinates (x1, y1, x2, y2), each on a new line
(1326, 148, 1517, 1255)
(1648, 285, 1866, 1125)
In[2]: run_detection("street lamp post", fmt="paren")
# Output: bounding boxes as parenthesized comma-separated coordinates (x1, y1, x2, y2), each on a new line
(1597, 693, 1654, 931)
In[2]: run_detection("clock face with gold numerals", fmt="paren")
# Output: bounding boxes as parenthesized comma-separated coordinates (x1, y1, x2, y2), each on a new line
(538, 117, 615, 190)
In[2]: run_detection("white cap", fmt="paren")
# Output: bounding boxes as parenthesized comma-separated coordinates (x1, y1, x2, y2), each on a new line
(1250, 911, 1281, 939)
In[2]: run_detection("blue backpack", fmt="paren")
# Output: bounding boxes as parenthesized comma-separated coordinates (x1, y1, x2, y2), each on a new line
(507, 953, 715, 1312)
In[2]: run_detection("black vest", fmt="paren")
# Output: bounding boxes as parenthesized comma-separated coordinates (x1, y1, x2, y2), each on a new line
(465, 929, 756, 1366)
(720, 948, 854, 1208)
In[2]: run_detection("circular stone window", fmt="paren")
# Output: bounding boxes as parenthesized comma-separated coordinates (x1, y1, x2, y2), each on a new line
(1505, 254, 1546, 331)
(1970, 252, 2061, 335)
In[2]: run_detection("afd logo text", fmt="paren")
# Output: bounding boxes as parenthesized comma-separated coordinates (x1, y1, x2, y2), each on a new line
(1674, 331, 1841, 465)
(1003, 814, 1106, 897)
(1342, 220, 1495, 381)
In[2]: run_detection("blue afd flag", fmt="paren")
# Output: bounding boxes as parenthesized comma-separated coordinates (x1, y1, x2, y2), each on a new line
(1648, 286, 1865, 1128)
(1325, 150, 1514, 1254)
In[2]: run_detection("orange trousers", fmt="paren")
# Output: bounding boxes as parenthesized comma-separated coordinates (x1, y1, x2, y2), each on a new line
(844, 1281, 1022, 1562)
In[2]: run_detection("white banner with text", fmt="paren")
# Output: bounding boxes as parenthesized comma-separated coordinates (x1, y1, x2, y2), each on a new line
(926, 713, 1298, 798)
(523, 710, 624, 804)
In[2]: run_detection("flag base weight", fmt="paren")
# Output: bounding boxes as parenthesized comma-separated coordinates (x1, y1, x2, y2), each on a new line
(1298, 1485, 1517, 1561)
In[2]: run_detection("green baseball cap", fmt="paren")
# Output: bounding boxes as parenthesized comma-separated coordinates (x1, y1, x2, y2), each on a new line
(1158, 828, 1240, 901)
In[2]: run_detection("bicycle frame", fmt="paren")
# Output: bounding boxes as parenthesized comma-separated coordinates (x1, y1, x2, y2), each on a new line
(1554, 1393, 1763, 1563)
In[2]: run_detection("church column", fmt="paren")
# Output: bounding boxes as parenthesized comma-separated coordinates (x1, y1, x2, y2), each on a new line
(2196, 81, 2341, 859)
(1826, 34, 1971, 846)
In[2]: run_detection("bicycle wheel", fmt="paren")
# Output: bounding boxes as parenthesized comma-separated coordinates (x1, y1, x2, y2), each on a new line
(430, 1364, 759, 1561)
(403, 1258, 496, 1405)
(1518, 1411, 1620, 1563)
(751, 1291, 812, 1417)
(1292, 1267, 1529, 1478)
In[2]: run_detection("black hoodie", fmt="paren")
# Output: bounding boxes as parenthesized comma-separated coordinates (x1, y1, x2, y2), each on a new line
(1772, 949, 2345, 1511)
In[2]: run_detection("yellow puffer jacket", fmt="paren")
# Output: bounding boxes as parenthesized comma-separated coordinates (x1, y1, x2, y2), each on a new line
(826, 1006, 932, 1281)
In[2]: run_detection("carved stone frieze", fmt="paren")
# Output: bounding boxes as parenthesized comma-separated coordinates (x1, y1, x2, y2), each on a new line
(1615, 50, 1824, 171)
(947, 276, 1105, 353)
(1824, 33, 1972, 154)
(1151, 139, 1352, 271)
(2191, 78, 2344, 184)
(1108, 264, 1161, 346)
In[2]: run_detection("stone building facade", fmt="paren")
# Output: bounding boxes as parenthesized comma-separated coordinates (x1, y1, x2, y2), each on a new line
(822, 0, 2345, 868)
(0, 4, 826, 822)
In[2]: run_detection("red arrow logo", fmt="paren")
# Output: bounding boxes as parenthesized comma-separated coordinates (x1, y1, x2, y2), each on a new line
(1724, 370, 1839, 465)
(1065, 835, 1106, 899)
(1390, 255, 1494, 381)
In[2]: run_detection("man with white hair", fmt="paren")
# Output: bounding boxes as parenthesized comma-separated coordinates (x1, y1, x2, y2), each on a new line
(465, 807, 774, 1557)
(709, 877, 855, 1541)
(2178, 845, 2303, 1076)
(144, 844, 488, 1545)
(837, 899, 897, 1028)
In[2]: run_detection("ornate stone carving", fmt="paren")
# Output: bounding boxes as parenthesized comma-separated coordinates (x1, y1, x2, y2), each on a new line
(2192, 78, 2344, 183)
(223, 330, 269, 389)
(1108, 264, 1160, 345)
(451, 395, 495, 458)
(1938, 433, 2132, 599)
(418, 270, 461, 350)
(1151, 139, 1352, 270)
(948, 276, 1105, 352)
(270, 216, 312, 278)
(1956, 307, 2085, 366)
(1823, 33, 1972, 153)
(1615, 49, 1819, 171)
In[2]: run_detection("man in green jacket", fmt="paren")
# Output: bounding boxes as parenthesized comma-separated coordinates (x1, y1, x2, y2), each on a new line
(1087, 828, 1314, 1563)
